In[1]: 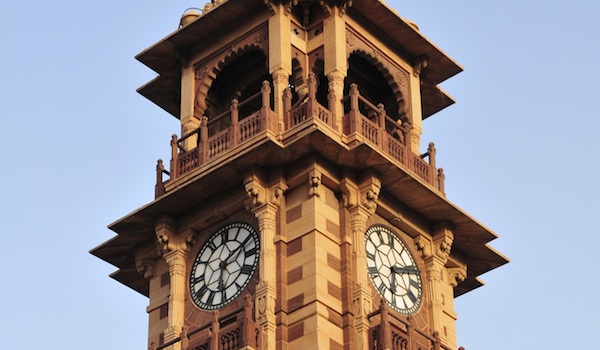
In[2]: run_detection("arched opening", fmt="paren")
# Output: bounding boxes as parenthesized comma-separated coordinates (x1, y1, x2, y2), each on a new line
(344, 53, 406, 141)
(312, 59, 329, 109)
(205, 50, 270, 136)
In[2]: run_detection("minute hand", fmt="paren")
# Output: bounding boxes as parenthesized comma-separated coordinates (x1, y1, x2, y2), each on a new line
(392, 266, 420, 274)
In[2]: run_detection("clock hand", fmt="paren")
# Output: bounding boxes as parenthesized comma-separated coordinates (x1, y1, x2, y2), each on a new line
(218, 261, 227, 291)
(392, 266, 420, 274)
(225, 234, 253, 265)
(391, 271, 397, 293)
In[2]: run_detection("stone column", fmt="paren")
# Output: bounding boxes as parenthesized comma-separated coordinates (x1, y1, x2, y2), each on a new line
(155, 216, 196, 350)
(341, 171, 381, 350)
(244, 170, 285, 350)
(415, 222, 454, 337)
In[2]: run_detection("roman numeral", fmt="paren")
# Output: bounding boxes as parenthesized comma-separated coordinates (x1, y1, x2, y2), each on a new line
(368, 266, 379, 276)
(241, 264, 254, 275)
(246, 247, 257, 257)
(191, 274, 204, 285)
(196, 284, 208, 298)
(366, 251, 375, 261)
(406, 289, 418, 304)
(206, 291, 216, 305)
(409, 277, 421, 289)
(376, 282, 386, 295)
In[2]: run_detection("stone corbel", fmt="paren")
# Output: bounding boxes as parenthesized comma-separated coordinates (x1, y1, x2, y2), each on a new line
(244, 171, 267, 212)
(413, 56, 429, 77)
(340, 176, 358, 209)
(308, 169, 321, 197)
(136, 259, 155, 279)
(284, 0, 299, 15)
(319, 1, 332, 17)
(264, 0, 276, 15)
(432, 222, 454, 263)
(340, 0, 353, 17)
(414, 235, 433, 260)
(358, 172, 381, 215)
(270, 182, 288, 207)
(448, 267, 467, 288)
(155, 216, 196, 257)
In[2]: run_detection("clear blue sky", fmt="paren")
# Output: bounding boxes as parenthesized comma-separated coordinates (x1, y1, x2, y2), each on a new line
(1, 1, 598, 349)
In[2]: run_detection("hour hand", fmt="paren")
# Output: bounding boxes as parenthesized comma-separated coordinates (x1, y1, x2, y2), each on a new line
(392, 266, 420, 274)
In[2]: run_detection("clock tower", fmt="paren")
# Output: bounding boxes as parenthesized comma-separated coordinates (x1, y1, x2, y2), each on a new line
(91, 1, 507, 350)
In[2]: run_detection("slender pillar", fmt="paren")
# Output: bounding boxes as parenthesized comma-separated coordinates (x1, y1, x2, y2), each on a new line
(155, 217, 196, 350)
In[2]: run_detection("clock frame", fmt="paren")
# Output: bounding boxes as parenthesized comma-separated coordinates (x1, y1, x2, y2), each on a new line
(365, 225, 423, 314)
(189, 222, 260, 310)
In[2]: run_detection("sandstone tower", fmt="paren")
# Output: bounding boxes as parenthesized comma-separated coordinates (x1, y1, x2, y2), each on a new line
(91, 1, 507, 349)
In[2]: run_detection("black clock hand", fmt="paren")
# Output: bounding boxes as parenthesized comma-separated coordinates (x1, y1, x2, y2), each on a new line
(392, 266, 420, 274)
(225, 234, 253, 265)
(218, 261, 227, 290)
(390, 270, 397, 293)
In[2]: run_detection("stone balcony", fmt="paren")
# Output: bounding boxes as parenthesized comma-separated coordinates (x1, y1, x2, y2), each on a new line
(155, 74, 445, 199)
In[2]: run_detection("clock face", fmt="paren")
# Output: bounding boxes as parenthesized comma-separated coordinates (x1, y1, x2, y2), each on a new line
(365, 225, 423, 314)
(189, 222, 260, 310)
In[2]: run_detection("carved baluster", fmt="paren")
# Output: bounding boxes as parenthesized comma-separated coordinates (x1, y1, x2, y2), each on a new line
(406, 315, 414, 350)
(210, 311, 220, 350)
(198, 116, 208, 165)
(155, 159, 166, 198)
(170, 134, 179, 180)
(241, 293, 257, 347)
(261, 81, 272, 132)
(377, 301, 392, 350)
(402, 122, 411, 165)
(283, 87, 292, 129)
(230, 99, 239, 147)
(377, 103, 386, 147)
(432, 331, 442, 350)
(349, 83, 360, 134)
(307, 72, 317, 120)
(437, 168, 445, 194)
(428, 142, 437, 184)
(180, 326, 189, 350)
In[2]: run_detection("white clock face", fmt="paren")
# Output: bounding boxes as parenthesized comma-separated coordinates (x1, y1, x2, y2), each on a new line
(365, 225, 423, 314)
(189, 222, 260, 310)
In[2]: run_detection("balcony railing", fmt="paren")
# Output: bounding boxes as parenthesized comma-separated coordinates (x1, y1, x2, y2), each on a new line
(369, 301, 464, 350)
(155, 75, 445, 198)
(149, 294, 260, 350)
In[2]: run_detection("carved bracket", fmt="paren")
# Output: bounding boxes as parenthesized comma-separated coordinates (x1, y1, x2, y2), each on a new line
(433, 222, 454, 262)
(244, 171, 267, 212)
(135, 259, 156, 279)
(358, 172, 381, 215)
(155, 217, 196, 257)
(448, 267, 467, 288)
(413, 56, 429, 77)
